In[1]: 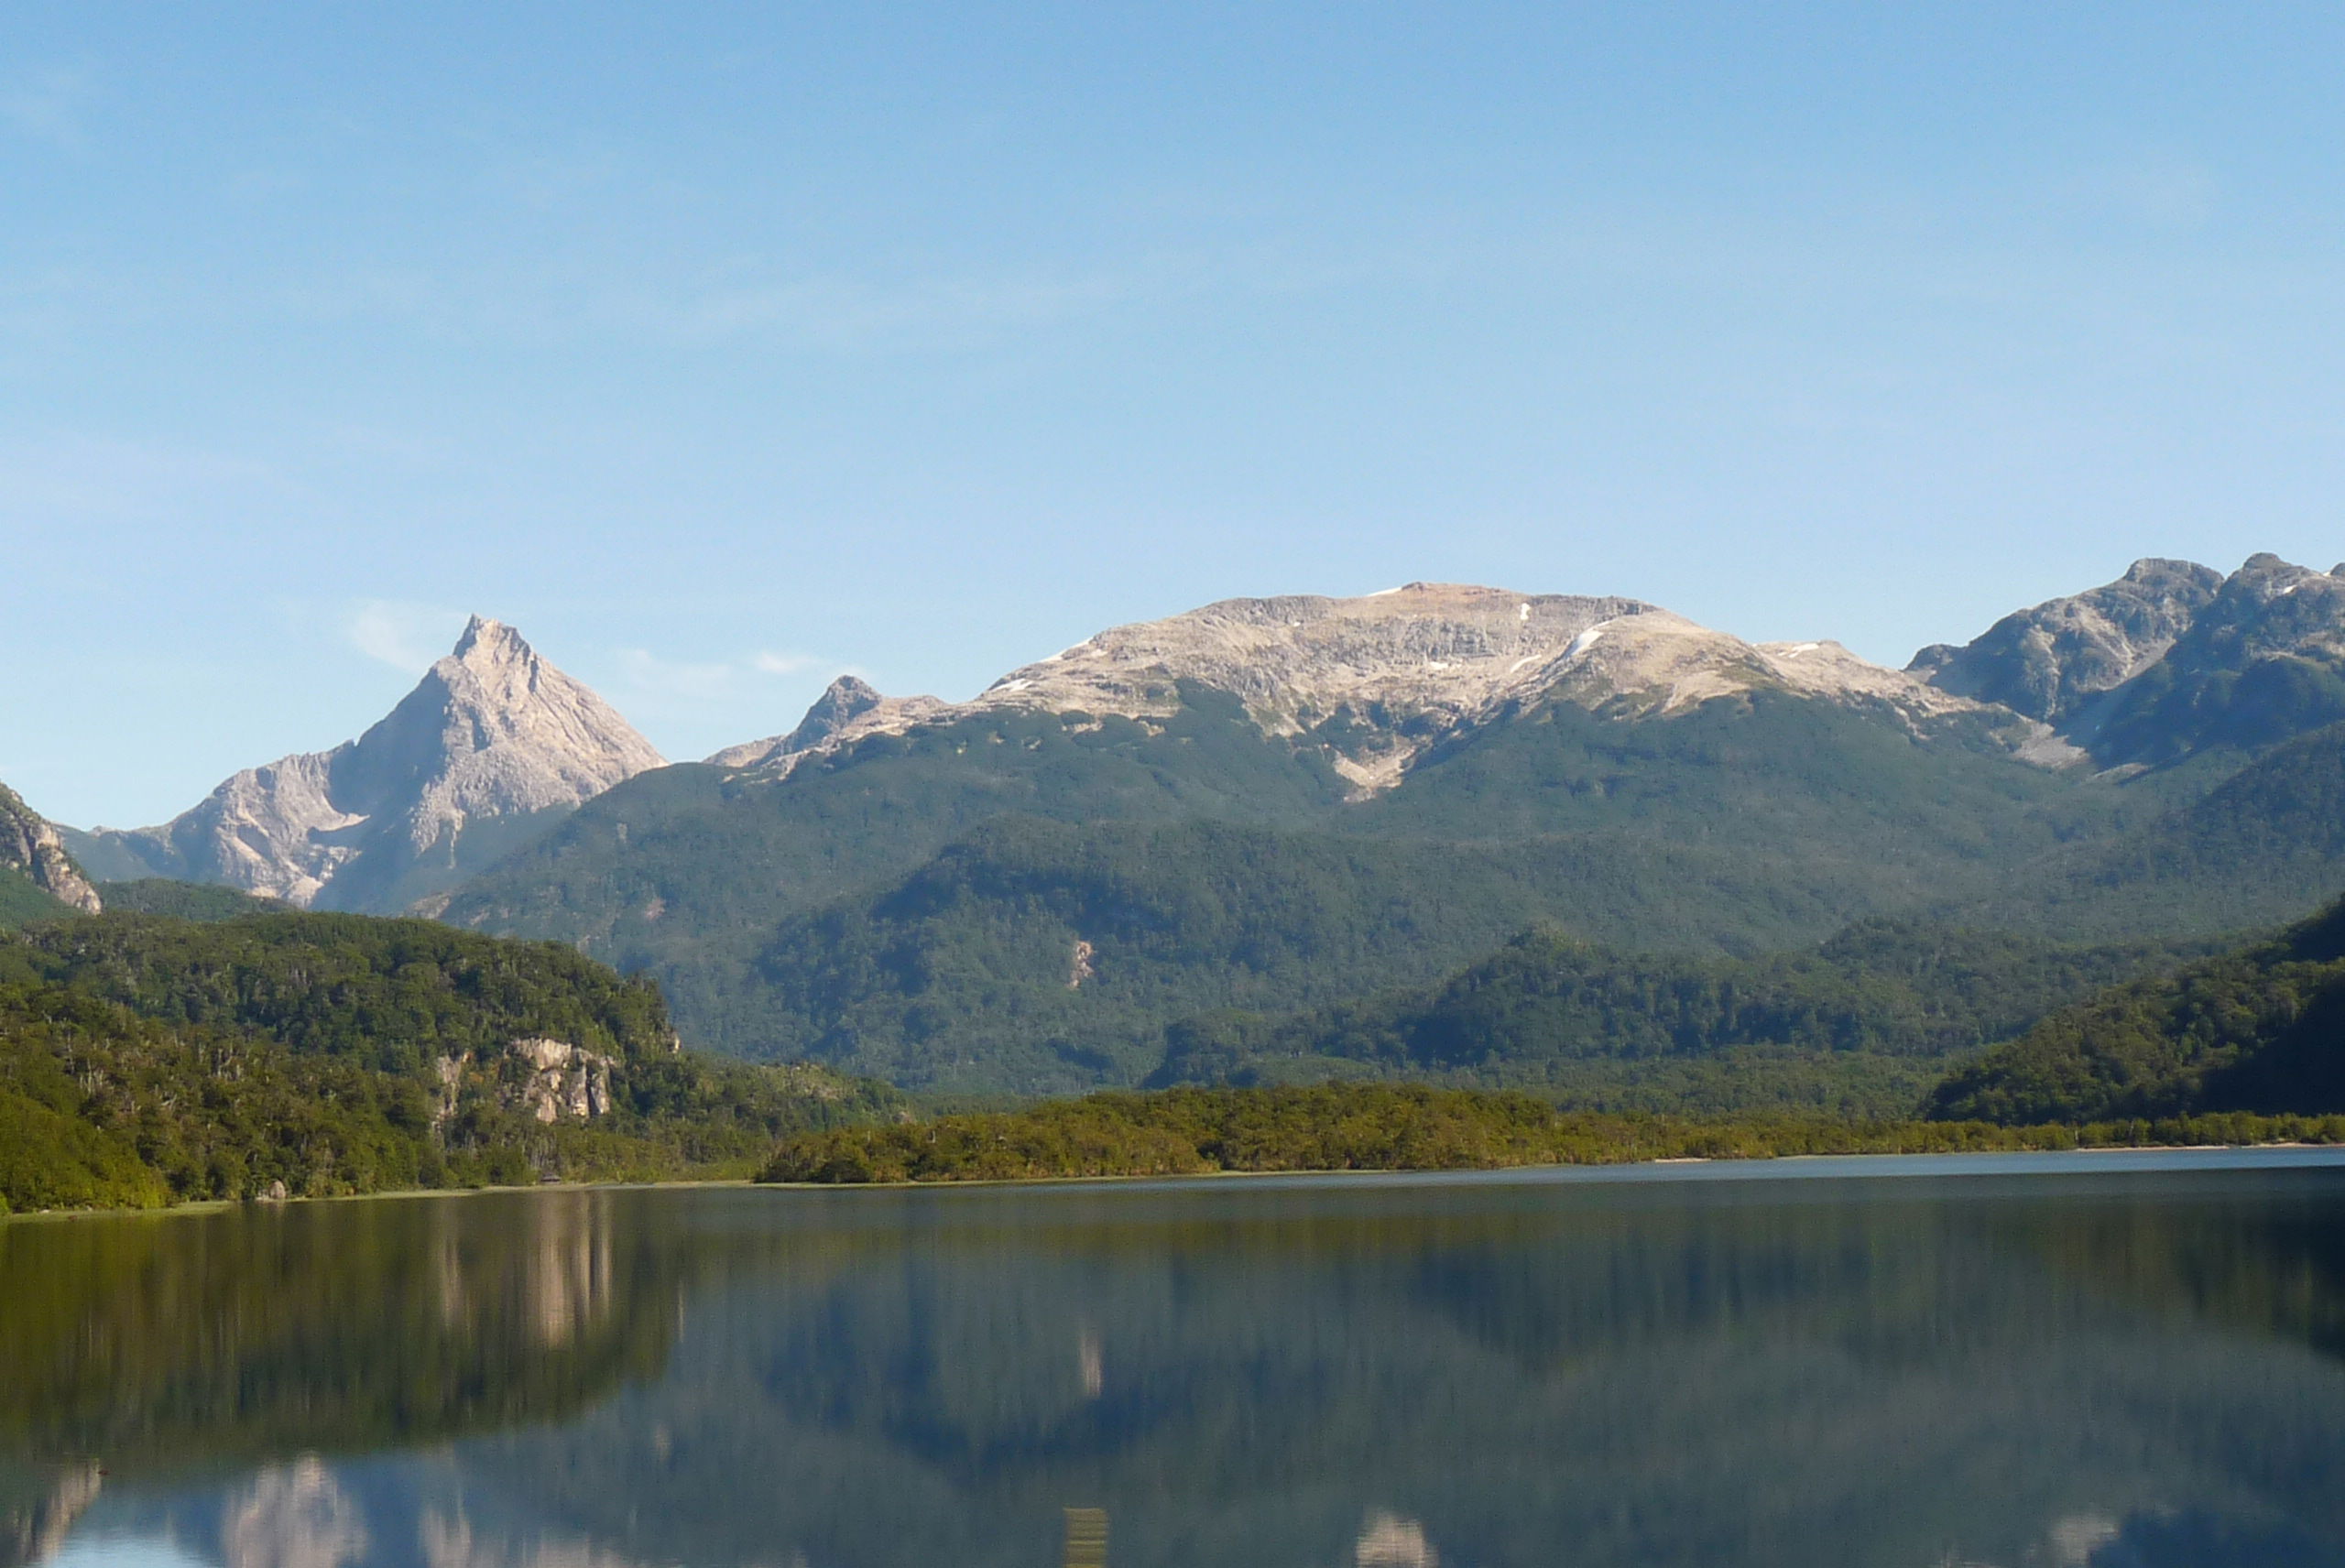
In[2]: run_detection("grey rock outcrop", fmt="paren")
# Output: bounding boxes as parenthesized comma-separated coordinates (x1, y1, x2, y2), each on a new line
(508, 1037, 616, 1123)
(1914, 553, 2345, 768)
(0, 781, 102, 913)
(2083, 554, 2345, 765)
(84, 618, 665, 911)
(1909, 559, 2224, 723)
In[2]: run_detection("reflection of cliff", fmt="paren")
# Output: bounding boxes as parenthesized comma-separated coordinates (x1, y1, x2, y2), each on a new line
(0, 1463, 100, 1568)
(0, 1191, 682, 1474)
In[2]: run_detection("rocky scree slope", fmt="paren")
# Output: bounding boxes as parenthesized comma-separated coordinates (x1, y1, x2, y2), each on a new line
(74, 618, 664, 914)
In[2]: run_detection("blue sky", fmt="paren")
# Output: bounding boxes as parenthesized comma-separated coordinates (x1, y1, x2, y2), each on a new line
(4, 2, 2340, 829)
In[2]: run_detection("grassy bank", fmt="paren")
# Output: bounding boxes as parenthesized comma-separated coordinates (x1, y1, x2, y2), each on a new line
(758, 1083, 2345, 1184)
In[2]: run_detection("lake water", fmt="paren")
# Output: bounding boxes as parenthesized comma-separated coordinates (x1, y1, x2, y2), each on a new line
(6, 1149, 2345, 1568)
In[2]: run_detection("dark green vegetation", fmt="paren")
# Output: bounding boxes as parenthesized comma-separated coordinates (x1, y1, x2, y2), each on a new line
(1146, 920, 2209, 1115)
(759, 1082, 2345, 1183)
(0, 911, 900, 1214)
(92, 877, 289, 920)
(444, 690, 2205, 1094)
(1979, 718, 2345, 940)
(1931, 893, 2345, 1125)
(0, 866, 70, 929)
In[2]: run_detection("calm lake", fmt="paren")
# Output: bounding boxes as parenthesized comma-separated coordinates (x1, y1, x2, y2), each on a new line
(6, 1149, 2345, 1568)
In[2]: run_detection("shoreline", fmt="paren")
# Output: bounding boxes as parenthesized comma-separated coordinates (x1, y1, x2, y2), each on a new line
(16, 1141, 2344, 1223)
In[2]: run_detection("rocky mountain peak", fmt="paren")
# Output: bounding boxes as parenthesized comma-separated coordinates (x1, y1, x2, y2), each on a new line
(786, 676, 884, 751)
(1909, 558, 2224, 723)
(85, 620, 665, 911)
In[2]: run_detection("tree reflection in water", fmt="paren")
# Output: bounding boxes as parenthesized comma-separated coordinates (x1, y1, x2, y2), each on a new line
(3, 1159, 2343, 1567)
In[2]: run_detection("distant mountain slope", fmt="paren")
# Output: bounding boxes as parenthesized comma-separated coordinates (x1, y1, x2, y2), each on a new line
(0, 866, 72, 929)
(1141, 920, 2204, 1111)
(78, 618, 663, 913)
(1961, 717, 2345, 940)
(90, 879, 289, 921)
(1927, 894, 2345, 1123)
(416, 561, 2345, 1094)
(2083, 553, 2345, 767)
(453, 692, 2118, 1093)
(710, 813, 1895, 1093)
(0, 782, 101, 915)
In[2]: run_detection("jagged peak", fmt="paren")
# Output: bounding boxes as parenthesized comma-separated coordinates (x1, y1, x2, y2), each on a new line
(449, 615, 533, 669)
(786, 676, 885, 752)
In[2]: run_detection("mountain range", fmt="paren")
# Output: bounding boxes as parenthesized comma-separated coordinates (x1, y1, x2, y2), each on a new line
(16, 550, 2345, 1099)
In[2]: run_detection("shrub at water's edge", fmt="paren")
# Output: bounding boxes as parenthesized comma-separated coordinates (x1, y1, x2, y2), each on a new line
(757, 1083, 2345, 1184)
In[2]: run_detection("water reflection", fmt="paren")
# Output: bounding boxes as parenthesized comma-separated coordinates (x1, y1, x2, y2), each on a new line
(4, 1157, 2344, 1566)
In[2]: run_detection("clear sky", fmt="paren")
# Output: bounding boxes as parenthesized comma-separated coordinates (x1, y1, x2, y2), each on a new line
(4, 2, 2340, 830)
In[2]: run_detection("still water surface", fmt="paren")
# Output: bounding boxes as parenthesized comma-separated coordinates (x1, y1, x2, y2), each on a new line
(6, 1149, 2345, 1567)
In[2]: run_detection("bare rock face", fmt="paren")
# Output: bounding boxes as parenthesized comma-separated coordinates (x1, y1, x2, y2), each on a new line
(507, 1037, 615, 1123)
(88, 618, 664, 911)
(1908, 559, 2225, 723)
(710, 583, 1986, 794)
(0, 780, 102, 913)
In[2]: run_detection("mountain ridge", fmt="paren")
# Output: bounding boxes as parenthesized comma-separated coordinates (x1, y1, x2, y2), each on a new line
(710, 583, 1993, 795)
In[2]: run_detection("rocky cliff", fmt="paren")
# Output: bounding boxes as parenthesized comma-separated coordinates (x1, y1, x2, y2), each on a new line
(84, 618, 665, 911)
(0, 781, 102, 913)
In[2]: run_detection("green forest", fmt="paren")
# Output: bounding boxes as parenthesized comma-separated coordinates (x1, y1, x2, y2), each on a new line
(1929, 894, 2345, 1123)
(0, 909, 900, 1214)
(758, 1082, 2345, 1184)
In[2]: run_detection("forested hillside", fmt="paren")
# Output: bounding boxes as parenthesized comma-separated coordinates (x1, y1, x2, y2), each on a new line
(0, 911, 899, 1214)
(1142, 921, 2207, 1115)
(442, 686, 2166, 1093)
(1928, 894, 2345, 1123)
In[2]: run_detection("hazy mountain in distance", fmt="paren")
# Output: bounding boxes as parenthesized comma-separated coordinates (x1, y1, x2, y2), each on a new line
(75, 617, 664, 914)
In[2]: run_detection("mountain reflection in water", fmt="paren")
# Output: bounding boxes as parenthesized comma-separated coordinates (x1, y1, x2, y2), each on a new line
(3, 1154, 2344, 1567)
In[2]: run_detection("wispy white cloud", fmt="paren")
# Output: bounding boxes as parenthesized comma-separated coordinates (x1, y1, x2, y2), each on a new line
(615, 646, 842, 703)
(345, 601, 469, 672)
(750, 650, 823, 675)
